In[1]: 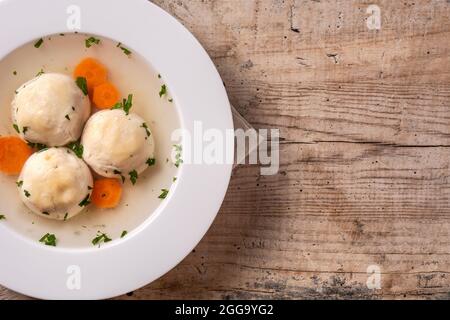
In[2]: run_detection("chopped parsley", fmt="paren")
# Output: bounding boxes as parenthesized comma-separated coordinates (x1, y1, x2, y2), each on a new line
(65, 114, 71, 121)
(129, 170, 138, 185)
(173, 144, 183, 168)
(0, 215, 5, 220)
(13, 71, 17, 76)
(78, 194, 91, 207)
(63, 213, 68, 221)
(112, 94, 133, 115)
(34, 38, 44, 48)
(16, 180, 23, 187)
(158, 74, 161, 79)
(85, 36, 100, 48)
(146, 158, 156, 166)
(22, 126, 29, 134)
(92, 232, 112, 246)
(27, 142, 48, 151)
(42, 211, 49, 215)
(119, 45, 132, 56)
(113, 170, 125, 183)
(36, 69, 45, 77)
(39, 233, 57, 246)
(159, 189, 169, 199)
(75, 77, 88, 95)
(141, 122, 151, 137)
(67, 141, 83, 158)
(24, 190, 31, 198)
(159, 84, 167, 98)
(169, 98, 173, 103)
(120, 230, 128, 238)
(13, 124, 20, 133)
(173, 176, 177, 182)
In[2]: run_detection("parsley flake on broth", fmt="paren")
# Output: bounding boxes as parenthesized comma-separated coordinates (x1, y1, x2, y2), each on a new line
(159, 189, 169, 199)
(39, 233, 57, 246)
(159, 84, 167, 98)
(36, 69, 45, 77)
(0, 215, 5, 220)
(146, 158, 156, 166)
(34, 38, 44, 48)
(85, 36, 100, 48)
(75, 77, 88, 95)
(78, 194, 91, 207)
(120, 230, 128, 238)
(129, 170, 138, 185)
(92, 232, 112, 246)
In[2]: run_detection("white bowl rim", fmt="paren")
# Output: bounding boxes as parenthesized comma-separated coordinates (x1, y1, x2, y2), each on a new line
(0, 0, 234, 299)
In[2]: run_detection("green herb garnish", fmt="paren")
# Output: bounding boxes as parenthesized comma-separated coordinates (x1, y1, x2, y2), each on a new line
(63, 213, 68, 221)
(27, 142, 48, 151)
(113, 170, 125, 183)
(67, 141, 83, 158)
(24, 190, 31, 198)
(39, 233, 57, 246)
(65, 114, 70, 121)
(92, 232, 112, 246)
(141, 122, 151, 137)
(13, 124, 19, 133)
(159, 189, 169, 199)
(42, 211, 49, 215)
(120, 230, 128, 238)
(85, 36, 100, 48)
(16, 180, 23, 187)
(173, 177, 177, 182)
(173, 144, 183, 168)
(146, 158, 156, 166)
(112, 94, 133, 115)
(0, 215, 5, 220)
(22, 126, 29, 134)
(75, 77, 88, 95)
(159, 84, 167, 98)
(36, 69, 45, 77)
(129, 170, 138, 185)
(119, 46, 132, 56)
(34, 38, 44, 48)
(78, 194, 91, 207)
(13, 71, 17, 76)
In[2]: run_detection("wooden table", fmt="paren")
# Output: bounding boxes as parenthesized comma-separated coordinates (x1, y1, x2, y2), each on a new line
(2, 0, 450, 300)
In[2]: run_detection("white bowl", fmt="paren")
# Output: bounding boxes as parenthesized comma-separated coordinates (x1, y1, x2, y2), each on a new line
(0, 0, 233, 299)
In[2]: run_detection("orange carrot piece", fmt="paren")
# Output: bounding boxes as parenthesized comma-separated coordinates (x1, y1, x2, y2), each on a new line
(91, 178, 123, 209)
(0, 136, 33, 175)
(73, 57, 108, 91)
(92, 82, 120, 109)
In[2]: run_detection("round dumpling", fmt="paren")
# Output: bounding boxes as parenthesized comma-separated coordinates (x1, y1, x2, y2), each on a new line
(12, 73, 90, 147)
(18, 148, 93, 220)
(81, 109, 155, 181)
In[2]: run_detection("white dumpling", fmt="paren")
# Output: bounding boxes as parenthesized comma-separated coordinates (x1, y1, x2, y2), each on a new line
(18, 148, 93, 220)
(81, 109, 155, 181)
(12, 73, 91, 147)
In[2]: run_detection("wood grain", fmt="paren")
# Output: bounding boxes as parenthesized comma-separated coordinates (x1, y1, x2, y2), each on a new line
(2, 0, 450, 300)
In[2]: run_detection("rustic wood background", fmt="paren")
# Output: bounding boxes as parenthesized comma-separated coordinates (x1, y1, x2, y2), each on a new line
(2, 0, 450, 300)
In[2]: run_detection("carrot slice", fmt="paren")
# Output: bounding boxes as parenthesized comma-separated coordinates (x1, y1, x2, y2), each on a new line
(0, 136, 33, 175)
(73, 57, 108, 91)
(92, 82, 120, 109)
(91, 178, 123, 209)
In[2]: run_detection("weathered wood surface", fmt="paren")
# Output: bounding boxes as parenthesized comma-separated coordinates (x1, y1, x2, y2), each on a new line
(2, 0, 450, 300)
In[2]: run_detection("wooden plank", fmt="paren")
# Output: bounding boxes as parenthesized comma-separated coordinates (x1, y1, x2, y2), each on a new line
(2, 0, 450, 300)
